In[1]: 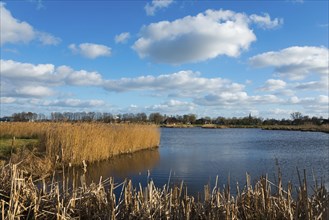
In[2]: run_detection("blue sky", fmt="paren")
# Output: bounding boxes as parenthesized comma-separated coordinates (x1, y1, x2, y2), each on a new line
(0, 0, 328, 119)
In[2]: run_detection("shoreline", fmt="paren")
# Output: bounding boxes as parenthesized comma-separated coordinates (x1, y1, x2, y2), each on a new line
(160, 124, 329, 133)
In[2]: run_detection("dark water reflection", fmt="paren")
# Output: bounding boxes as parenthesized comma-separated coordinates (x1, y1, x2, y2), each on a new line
(78, 148, 160, 184)
(70, 128, 329, 196)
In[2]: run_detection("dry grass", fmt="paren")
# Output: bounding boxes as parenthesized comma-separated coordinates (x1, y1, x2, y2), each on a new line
(0, 163, 328, 219)
(0, 122, 160, 165)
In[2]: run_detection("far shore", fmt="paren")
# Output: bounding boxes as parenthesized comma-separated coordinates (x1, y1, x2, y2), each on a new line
(160, 123, 329, 133)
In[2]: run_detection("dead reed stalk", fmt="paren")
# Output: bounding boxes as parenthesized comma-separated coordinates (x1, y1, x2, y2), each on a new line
(0, 163, 328, 219)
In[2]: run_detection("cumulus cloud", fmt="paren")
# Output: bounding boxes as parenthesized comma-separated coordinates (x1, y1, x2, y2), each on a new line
(259, 79, 286, 91)
(15, 86, 55, 97)
(249, 46, 329, 80)
(103, 70, 244, 96)
(146, 99, 196, 113)
(194, 92, 282, 106)
(69, 43, 111, 59)
(0, 3, 60, 45)
(145, 0, 173, 16)
(115, 32, 130, 44)
(1, 59, 104, 98)
(287, 95, 329, 117)
(133, 9, 282, 64)
(1, 59, 103, 86)
(56, 65, 103, 86)
(249, 13, 283, 29)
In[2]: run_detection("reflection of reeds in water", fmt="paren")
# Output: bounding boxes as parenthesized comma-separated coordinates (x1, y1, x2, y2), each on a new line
(1, 163, 328, 219)
(80, 149, 160, 183)
(0, 122, 160, 165)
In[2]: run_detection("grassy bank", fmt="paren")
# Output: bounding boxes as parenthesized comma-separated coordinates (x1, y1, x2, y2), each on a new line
(161, 123, 329, 133)
(0, 138, 39, 158)
(0, 163, 328, 219)
(261, 124, 329, 133)
(0, 122, 160, 165)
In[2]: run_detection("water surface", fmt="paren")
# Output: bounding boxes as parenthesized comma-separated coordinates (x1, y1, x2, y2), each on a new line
(84, 128, 329, 195)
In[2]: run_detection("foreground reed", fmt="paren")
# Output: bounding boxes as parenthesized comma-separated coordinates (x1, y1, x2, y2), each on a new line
(0, 122, 160, 165)
(0, 163, 328, 219)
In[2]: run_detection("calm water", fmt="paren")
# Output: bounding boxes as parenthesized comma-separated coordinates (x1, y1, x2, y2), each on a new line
(83, 128, 329, 195)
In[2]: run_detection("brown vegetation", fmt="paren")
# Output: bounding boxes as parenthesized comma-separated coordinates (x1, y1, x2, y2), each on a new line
(261, 124, 329, 133)
(0, 122, 160, 165)
(0, 163, 328, 219)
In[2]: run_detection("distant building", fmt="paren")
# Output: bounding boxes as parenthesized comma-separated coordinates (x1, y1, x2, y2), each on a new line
(163, 117, 179, 125)
(320, 119, 329, 125)
(195, 118, 211, 125)
(0, 117, 13, 122)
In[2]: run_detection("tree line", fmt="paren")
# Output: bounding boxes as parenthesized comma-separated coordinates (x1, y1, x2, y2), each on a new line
(1, 111, 327, 126)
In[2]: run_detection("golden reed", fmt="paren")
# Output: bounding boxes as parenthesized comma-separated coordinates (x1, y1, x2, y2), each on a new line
(0, 164, 328, 219)
(0, 122, 160, 165)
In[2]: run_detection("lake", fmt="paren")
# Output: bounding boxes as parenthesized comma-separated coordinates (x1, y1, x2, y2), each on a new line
(83, 128, 329, 195)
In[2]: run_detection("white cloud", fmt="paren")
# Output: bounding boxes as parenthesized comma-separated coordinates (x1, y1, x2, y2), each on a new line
(249, 13, 283, 29)
(15, 86, 54, 97)
(145, 0, 173, 16)
(146, 99, 196, 113)
(37, 31, 61, 45)
(115, 32, 130, 44)
(259, 79, 286, 91)
(288, 95, 329, 105)
(268, 108, 295, 117)
(194, 92, 282, 106)
(1, 59, 103, 87)
(1, 59, 56, 81)
(69, 43, 111, 59)
(56, 65, 103, 86)
(42, 99, 105, 107)
(0, 3, 60, 46)
(294, 80, 328, 91)
(249, 46, 329, 80)
(0, 3, 35, 45)
(286, 95, 329, 117)
(133, 9, 281, 64)
(0, 97, 16, 104)
(103, 70, 244, 96)
(1, 59, 104, 98)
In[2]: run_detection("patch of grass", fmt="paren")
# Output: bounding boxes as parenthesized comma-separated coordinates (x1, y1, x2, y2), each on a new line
(0, 138, 39, 159)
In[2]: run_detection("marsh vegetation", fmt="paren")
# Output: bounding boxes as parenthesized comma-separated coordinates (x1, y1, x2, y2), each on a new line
(0, 163, 328, 219)
(0, 122, 160, 167)
(0, 122, 328, 219)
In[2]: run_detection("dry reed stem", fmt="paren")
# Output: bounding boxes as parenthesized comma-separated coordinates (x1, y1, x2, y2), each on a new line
(0, 163, 328, 219)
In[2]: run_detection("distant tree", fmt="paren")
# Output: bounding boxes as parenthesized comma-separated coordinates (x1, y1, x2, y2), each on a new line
(149, 112, 164, 124)
(136, 113, 147, 122)
(12, 112, 38, 121)
(188, 114, 197, 124)
(291, 112, 303, 120)
(214, 116, 226, 125)
(291, 112, 303, 125)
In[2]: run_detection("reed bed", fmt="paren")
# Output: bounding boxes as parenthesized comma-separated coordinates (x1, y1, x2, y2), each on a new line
(0, 122, 160, 165)
(0, 163, 328, 219)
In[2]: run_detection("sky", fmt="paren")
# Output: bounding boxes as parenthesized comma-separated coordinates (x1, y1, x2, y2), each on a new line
(0, 0, 328, 119)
